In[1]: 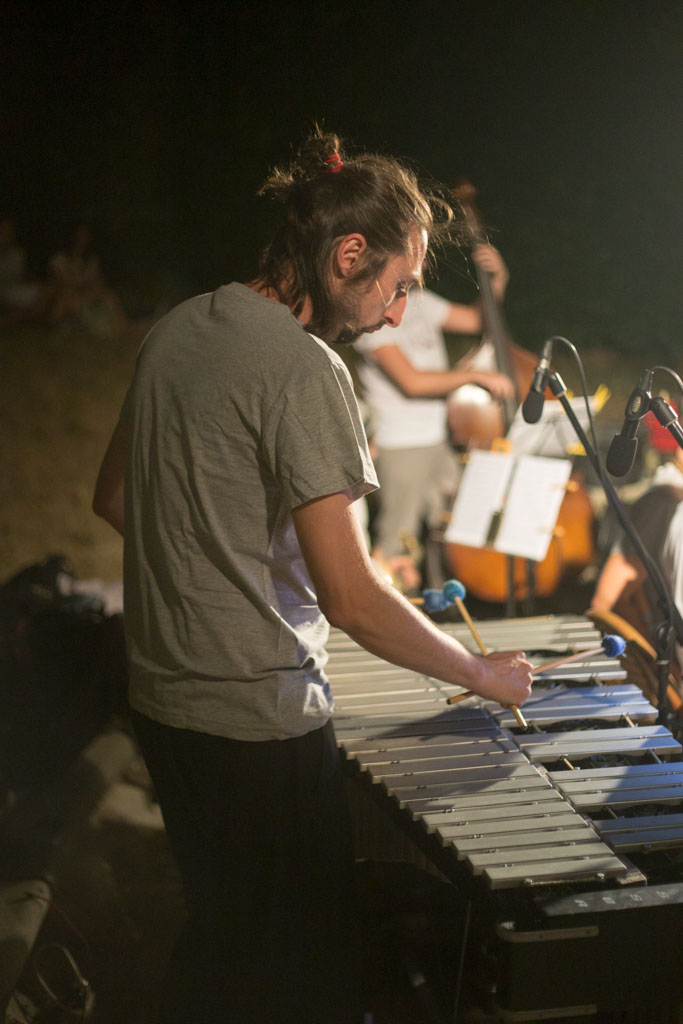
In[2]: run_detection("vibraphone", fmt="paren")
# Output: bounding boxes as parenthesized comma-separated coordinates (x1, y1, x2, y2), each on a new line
(328, 613, 683, 1023)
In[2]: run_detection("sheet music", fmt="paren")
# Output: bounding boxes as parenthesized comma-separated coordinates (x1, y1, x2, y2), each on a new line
(494, 455, 572, 561)
(444, 450, 515, 548)
(506, 394, 599, 457)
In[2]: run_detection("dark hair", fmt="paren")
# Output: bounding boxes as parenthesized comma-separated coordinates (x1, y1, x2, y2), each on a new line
(257, 127, 454, 337)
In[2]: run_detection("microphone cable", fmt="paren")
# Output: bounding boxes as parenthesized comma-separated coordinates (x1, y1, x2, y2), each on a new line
(540, 335, 605, 479)
(648, 365, 683, 402)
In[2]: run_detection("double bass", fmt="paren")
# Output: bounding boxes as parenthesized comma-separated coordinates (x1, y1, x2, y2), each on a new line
(444, 182, 594, 603)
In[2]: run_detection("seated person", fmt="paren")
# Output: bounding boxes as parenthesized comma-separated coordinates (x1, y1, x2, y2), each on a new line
(0, 218, 45, 322)
(47, 222, 128, 334)
(592, 447, 683, 672)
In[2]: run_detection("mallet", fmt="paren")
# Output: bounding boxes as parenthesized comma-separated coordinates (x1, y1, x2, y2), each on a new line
(409, 588, 451, 613)
(443, 579, 528, 730)
(531, 633, 626, 675)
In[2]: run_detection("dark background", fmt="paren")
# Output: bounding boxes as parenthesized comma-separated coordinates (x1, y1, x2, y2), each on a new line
(3, 0, 682, 357)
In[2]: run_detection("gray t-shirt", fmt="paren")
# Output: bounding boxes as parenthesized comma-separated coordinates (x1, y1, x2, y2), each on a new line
(123, 282, 378, 741)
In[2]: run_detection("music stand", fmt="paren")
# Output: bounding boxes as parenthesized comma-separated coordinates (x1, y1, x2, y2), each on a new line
(506, 392, 601, 458)
(444, 450, 572, 616)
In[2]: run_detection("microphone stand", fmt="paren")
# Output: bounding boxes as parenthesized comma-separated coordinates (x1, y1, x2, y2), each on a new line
(547, 371, 683, 726)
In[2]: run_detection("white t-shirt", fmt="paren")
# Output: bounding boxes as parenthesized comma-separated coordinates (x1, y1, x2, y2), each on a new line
(615, 463, 683, 668)
(662, 502, 683, 667)
(642, 460, 683, 663)
(354, 288, 451, 449)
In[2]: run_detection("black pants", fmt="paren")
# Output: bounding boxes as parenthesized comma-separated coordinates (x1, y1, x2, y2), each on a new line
(131, 711, 361, 1024)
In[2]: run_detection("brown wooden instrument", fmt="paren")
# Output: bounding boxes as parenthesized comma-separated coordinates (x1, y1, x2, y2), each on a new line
(446, 180, 538, 449)
(444, 182, 595, 602)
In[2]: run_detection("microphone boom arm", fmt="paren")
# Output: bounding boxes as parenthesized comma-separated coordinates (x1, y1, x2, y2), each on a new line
(547, 371, 683, 722)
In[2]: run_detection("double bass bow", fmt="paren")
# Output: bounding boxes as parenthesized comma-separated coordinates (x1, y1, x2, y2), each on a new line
(444, 181, 595, 604)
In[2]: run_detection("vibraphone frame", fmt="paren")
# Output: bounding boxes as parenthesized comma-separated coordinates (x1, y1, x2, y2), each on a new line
(328, 614, 683, 1022)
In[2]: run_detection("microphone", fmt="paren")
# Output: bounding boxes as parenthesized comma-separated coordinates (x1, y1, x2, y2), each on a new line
(606, 370, 653, 477)
(522, 338, 554, 423)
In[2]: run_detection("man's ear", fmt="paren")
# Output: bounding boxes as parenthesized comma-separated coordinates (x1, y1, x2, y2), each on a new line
(334, 233, 368, 279)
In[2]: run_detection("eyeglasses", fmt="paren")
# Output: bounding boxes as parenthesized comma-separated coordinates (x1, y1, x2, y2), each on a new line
(375, 278, 413, 309)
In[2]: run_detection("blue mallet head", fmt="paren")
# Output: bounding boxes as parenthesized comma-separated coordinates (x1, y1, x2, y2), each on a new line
(442, 579, 466, 603)
(602, 634, 626, 658)
(422, 589, 450, 614)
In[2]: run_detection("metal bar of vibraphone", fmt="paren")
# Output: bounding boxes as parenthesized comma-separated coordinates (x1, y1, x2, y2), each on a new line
(334, 711, 497, 741)
(417, 790, 570, 824)
(453, 824, 597, 856)
(528, 664, 627, 682)
(548, 762, 683, 811)
(490, 684, 658, 728)
(560, 785, 683, 811)
(349, 735, 519, 766)
(374, 754, 533, 783)
(517, 724, 682, 763)
(326, 613, 603, 657)
(467, 840, 616, 876)
(335, 691, 471, 714)
(342, 737, 511, 761)
(438, 612, 602, 646)
(592, 812, 683, 851)
(392, 779, 559, 810)
(515, 682, 651, 701)
(548, 761, 683, 786)
(434, 811, 585, 843)
(440, 625, 604, 650)
(483, 854, 626, 889)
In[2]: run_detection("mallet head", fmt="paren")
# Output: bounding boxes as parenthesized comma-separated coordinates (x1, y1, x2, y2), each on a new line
(442, 579, 466, 603)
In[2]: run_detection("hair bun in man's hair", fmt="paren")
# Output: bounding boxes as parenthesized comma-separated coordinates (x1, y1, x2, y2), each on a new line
(294, 129, 345, 180)
(320, 153, 343, 174)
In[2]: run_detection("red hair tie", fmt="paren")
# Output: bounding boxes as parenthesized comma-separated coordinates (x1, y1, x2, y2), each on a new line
(321, 153, 343, 174)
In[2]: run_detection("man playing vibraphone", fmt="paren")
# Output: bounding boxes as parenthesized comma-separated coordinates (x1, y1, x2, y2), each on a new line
(92, 127, 533, 1024)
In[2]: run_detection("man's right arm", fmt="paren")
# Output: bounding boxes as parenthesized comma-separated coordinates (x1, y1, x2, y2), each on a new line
(292, 490, 533, 708)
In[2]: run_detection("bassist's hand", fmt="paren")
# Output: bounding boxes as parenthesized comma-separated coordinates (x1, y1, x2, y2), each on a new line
(472, 244, 509, 299)
(472, 369, 515, 400)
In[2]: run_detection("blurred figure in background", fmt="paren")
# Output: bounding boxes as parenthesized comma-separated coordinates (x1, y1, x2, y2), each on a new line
(353, 243, 513, 587)
(592, 444, 683, 673)
(0, 218, 45, 323)
(46, 222, 128, 335)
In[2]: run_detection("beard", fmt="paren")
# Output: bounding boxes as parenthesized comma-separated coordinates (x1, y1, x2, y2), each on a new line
(332, 321, 374, 346)
(306, 279, 383, 346)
